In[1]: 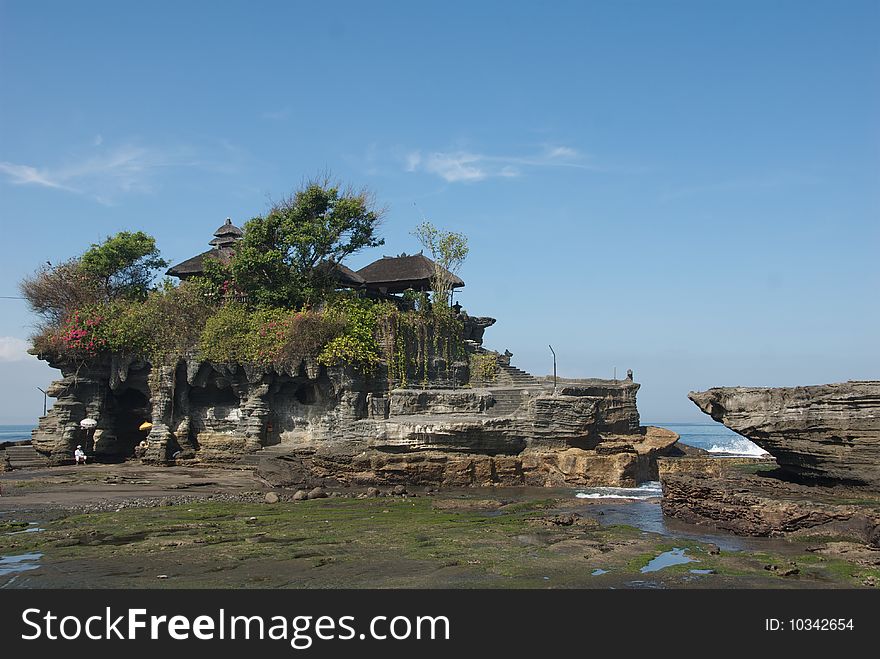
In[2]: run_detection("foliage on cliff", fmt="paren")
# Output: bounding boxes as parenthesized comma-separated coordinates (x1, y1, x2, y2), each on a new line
(20, 232, 167, 327)
(201, 178, 385, 309)
(22, 183, 468, 381)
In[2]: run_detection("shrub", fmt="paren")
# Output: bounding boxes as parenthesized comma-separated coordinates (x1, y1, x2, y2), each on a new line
(199, 304, 346, 369)
(318, 296, 381, 368)
(198, 302, 252, 363)
(470, 353, 498, 382)
(109, 282, 214, 360)
(56, 307, 113, 358)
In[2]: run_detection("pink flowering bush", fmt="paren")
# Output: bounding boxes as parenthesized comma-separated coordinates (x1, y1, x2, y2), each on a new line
(58, 308, 111, 356)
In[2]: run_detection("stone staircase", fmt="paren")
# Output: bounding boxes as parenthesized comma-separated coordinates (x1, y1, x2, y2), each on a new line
(496, 364, 542, 388)
(2, 443, 49, 469)
(485, 363, 546, 417)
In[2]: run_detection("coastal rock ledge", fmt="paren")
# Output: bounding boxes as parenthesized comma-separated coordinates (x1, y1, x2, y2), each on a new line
(689, 381, 880, 488)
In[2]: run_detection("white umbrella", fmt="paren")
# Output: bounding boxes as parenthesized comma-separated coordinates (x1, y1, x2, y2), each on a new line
(79, 418, 97, 430)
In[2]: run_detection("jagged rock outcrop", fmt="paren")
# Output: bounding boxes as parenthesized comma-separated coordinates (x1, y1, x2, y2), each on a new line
(659, 457, 880, 547)
(461, 315, 496, 345)
(31, 354, 152, 465)
(689, 381, 880, 487)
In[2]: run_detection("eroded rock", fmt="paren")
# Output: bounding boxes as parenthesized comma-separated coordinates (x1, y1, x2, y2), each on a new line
(689, 381, 880, 487)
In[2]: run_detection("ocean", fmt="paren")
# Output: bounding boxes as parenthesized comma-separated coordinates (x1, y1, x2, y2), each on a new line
(656, 422, 768, 458)
(0, 425, 35, 445)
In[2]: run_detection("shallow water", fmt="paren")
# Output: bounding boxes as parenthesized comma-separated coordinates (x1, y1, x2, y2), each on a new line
(8, 523, 45, 535)
(577, 500, 796, 554)
(575, 481, 662, 500)
(640, 548, 695, 573)
(0, 552, 43, 577)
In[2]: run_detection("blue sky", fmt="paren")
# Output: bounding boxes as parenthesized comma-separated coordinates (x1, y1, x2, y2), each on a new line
(1, 0, 878, 424)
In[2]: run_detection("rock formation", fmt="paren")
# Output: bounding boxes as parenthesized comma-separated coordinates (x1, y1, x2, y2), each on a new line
(658, 381, 880, 544)
(30, 314, 679, 487)
(689, 381, 880, 487)
(659, 457, 880, 547)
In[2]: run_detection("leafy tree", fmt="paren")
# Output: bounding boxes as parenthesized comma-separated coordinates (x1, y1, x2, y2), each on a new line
(20, 230, 166, 331)
(79, 231, 167, 301)
(230, 178, 385, 308)
(412, 221, 468, 307)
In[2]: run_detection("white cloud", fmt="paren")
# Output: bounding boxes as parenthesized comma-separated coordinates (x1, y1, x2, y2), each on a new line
(0, 162, 73, 191)
(0, 142, 201, 204)
(0, 336, 33, 363)
(423, 151, 488, 182)
(544, 145, 578, 160)
(404, 144, 593, 182)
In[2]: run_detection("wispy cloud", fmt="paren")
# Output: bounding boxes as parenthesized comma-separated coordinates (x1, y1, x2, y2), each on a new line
(403, 144, 596, 182)
(0, 336, 33, 363)
(0, 162, 74, 191)
(0, 141, 202, 205)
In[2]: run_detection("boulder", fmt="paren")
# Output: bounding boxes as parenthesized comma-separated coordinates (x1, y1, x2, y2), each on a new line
(264, 491, 279, 504)
(307, 486, 327, 499)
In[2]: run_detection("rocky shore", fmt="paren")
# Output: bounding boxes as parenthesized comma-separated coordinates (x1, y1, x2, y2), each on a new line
(660, 381, 880, 548)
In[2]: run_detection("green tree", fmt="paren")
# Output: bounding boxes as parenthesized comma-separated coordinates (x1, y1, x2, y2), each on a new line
(230, 178, 385, 308)
(79, 231, 167, 301)
(412, 221, 469, 307)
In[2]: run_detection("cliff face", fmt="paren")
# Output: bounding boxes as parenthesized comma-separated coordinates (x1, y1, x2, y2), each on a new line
(689, 381, 880, 487)
(31, 351, 677, 487)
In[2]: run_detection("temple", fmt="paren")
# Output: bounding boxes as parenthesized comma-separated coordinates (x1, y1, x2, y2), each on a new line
(28, 219, 679, 488)
(166, 218, 243, 280)
(166, 219, 464, 301)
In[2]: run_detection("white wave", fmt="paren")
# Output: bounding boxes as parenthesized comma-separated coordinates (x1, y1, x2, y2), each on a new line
(706, 438, 769, 457)
(575, 481, 662, 500)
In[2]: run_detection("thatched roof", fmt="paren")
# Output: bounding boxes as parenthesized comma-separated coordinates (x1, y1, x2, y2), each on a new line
(208, 218, 243, 247)
(315, 261, 365, 288)
(166, 246, 235, 279)
(356, 253, 464, 294)
(167, 218, 243, 279)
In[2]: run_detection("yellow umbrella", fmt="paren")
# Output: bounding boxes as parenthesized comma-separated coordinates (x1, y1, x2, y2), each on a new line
(138, 421, 153, 431)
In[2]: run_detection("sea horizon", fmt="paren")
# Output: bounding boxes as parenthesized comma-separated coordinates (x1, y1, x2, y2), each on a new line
(0, 421, 764, 456)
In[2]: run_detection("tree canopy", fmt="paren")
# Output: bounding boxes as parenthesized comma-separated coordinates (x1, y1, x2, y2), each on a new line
(226, 179, 385, 308)
(79, 231, 167, 301)
(412, 221, 469, 307)
(20, 231, 167, 327)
